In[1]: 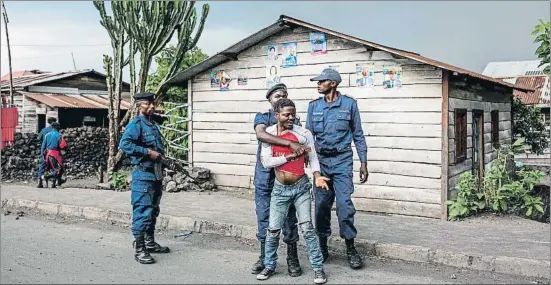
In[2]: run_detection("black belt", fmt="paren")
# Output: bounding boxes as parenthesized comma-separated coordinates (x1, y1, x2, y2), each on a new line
(134, 165, 155, 172)
(318, 147, 351, 155)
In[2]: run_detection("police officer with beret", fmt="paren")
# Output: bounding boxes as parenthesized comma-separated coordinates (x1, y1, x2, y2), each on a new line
(119, 92, 170, 264)
(306, 68, 369, 269)
(251, 83, 308, 277)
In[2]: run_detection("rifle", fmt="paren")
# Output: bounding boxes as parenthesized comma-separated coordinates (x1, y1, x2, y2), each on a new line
(154, 155, 197, 183)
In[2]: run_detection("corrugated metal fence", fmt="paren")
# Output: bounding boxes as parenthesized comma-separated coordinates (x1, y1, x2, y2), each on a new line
(1, 102, 19, 149)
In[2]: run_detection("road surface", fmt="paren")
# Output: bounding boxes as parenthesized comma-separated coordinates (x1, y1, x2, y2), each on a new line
(0, 213, 545, 284)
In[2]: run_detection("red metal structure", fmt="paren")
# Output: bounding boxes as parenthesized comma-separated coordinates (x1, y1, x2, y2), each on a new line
(1, 93, 18, 149)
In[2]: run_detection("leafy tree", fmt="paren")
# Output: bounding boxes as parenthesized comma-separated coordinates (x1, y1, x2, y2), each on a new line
(513, 97, 549, 155)
(145, 46, 208, 162)
(147, 46, 208, 102)
(532, 19, 550, 75)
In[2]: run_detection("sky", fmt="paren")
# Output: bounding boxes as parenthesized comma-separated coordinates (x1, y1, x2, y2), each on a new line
(1, 1, 549, 82)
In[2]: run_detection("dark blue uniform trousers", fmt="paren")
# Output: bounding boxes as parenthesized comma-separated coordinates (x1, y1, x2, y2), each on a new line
(255, 186, 299, 244)
(314, 150, 357, 240)
(131, 179, 163, 238)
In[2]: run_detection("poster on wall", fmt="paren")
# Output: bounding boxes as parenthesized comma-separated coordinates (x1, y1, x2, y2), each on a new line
(382, 66, 403, 89)
(267, 44, 279, 61)
(280, 42, 297, 67)
(237, 68, 249, 86)
(310, 32, 327, 56)
(209, 70, 220, 88)
(218, 70, 232, 91)
(266, 64, 281, 88)
(355, 64, 375, 88)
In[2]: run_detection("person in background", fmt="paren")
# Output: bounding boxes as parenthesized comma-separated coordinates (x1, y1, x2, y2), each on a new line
(306, 68, 369, 269)
(119, 92, 170, 265)
(41, 122, 67, 188)
(36, 117, 57, 188)
(252, 83, 308, 277)
(256, 98, 329, 284)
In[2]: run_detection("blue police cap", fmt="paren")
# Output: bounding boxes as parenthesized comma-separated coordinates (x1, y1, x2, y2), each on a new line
(134, 92, 155, 102)
(266, 83, 287, 99)
(310, 68, 342, 85)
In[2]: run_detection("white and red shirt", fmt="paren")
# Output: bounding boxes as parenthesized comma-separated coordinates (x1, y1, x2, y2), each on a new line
(260, 124, 320, 175)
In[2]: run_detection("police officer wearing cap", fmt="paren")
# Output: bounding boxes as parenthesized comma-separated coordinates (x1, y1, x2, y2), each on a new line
(306, 68, 368, 269)
(119, 92, 170, 264)
(251, 83, 307, 277)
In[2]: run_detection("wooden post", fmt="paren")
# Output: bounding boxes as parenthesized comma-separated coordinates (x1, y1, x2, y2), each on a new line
(1, 1, 14, 105)
(187, 79, 193, 166)
(441, 70, 450, 220)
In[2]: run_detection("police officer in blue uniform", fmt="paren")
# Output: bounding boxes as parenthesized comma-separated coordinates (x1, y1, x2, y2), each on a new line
(306, 68, 369, 269)
(252, 83, 307, 277)
(36, 117, 57, 188)
(119, 92, 170, 264)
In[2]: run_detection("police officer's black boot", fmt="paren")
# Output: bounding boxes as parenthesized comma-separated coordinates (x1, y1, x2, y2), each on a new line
(36, 178, 43, 188)
(251, 240, 265, 274)
(286, 242, 302, 277)
(144, 232, 170, 253)
(319, 236, 329, 263)
(50, 178, 57, 189)
(345, 238, 363, 269)
(134, 235, 155, 264)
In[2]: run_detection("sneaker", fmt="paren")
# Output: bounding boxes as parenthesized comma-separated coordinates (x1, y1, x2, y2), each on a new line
(256, 268, 275, 281)
(313, 270, 327, 284)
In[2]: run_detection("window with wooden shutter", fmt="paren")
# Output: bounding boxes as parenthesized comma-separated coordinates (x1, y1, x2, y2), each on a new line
(455, 109, 467, 163)
(491, 110, 499, 149)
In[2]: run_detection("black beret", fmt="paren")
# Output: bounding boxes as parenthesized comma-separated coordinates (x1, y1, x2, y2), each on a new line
(134, 92, 155, 102)
(266, 83, 287, 99)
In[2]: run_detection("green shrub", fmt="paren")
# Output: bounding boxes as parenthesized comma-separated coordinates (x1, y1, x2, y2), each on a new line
(446, 138, 546, 221)
(109, 170, 128, 191)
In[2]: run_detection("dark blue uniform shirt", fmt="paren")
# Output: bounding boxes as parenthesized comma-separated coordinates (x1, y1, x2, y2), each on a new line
(306, 93, 368, 163)
(119, 115, 165, 181)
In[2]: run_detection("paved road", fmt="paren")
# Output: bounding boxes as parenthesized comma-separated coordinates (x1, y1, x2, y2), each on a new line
(0, 214, 544, 284)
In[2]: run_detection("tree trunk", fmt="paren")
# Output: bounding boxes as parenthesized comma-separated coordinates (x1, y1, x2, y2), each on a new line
(103, 55, 116, 175)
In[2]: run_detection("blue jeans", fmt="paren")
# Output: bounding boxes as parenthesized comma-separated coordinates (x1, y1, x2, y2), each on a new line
(130, 179, 163, 239)
(37, 155, 46, 180)
(264, 176, 324, 271)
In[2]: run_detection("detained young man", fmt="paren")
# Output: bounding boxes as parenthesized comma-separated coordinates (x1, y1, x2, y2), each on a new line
(257, 98, 330, 284)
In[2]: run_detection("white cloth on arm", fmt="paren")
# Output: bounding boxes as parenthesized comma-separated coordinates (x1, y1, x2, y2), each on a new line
(260, 125, 321, 173)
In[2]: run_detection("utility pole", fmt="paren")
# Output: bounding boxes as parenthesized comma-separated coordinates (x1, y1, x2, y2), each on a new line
(1, 0, 14, 105)
(71, 52, 77, 70)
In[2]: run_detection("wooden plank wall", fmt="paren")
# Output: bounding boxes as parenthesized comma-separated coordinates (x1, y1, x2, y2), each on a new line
(447, 76, 513, 196)
(190, 26, 444, 218)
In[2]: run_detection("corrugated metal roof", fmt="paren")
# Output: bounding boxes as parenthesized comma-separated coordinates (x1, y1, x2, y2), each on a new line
(167, 14, 532, 92)
(21, 91, 132, 110)
(512, 76, 549, 105)
(482, 60, 544, 78)
(1, 70, 47, 81)
(0, 70, 108, 90)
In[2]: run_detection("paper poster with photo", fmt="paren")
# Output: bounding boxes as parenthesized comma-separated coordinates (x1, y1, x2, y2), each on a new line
(237, 68, 249, 86)
(266, 64, 281, 88)
(210, 70, 220, 88)
(280, 42, 297, 68)
(310, 32, 327, 56)
(218, 70, 232, 91)
(382, 66, 403, 89)
(355, 64, 375, 88)
(267, 44, 279, 61)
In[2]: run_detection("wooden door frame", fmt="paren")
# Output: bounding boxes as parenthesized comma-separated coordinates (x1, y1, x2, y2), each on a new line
(472, 109, 485, 180)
